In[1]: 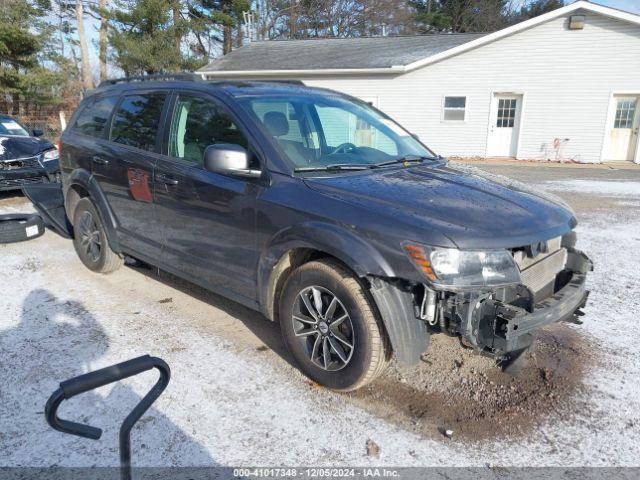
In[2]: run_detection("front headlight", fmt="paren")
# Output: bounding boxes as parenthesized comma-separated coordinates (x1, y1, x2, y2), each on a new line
(42, 148, 59, 162)
(403, 243, 521, 289)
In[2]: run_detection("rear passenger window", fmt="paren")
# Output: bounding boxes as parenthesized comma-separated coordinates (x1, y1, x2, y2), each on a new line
(110, 94, 166, 151)
(71, 96, 118, 137)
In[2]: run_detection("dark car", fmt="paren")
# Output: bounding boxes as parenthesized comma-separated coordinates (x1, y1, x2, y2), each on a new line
(27, 75, 592, 391)
(0, 115, 60, 191)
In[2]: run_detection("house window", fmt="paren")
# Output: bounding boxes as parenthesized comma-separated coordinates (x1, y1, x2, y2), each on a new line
(614, 99, 637, 129)
(496, 98, 517, 128)
(443, 96, 466, 121)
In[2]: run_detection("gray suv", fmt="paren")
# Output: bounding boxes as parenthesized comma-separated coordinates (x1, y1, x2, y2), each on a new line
(26, 75, 592, 391)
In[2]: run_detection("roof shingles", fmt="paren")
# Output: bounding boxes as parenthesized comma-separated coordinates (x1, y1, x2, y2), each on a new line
(199, 34, 485, 72)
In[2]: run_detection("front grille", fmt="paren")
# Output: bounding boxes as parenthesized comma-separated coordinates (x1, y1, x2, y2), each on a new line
(513, 236, 567, 296)
(0, 176, 48, 188)
(0, 156, 41, 170)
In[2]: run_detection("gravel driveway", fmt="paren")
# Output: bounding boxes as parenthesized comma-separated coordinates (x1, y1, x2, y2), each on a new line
(0, 164, 639, 469)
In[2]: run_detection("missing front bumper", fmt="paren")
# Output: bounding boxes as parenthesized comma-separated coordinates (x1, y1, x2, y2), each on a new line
(459, 248, 592, 360)
(368, 248, 592, 369)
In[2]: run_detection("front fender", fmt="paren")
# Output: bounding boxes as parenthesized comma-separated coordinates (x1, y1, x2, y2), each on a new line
(258, 222, 431, 363)
(65, 169, 121, 253)
(258, 222, 396, 319)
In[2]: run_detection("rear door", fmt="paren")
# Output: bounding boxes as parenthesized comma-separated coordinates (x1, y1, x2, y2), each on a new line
(95, 91, 169, 257)
(63, 95, 119, 176)
(153, 91, 260, 301)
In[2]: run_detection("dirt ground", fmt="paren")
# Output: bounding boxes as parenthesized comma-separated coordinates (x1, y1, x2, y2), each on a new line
(1, 164, 639, 467)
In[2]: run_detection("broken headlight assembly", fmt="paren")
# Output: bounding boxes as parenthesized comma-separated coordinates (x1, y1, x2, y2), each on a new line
(41, 148, 59, 163)
(403, 243, 521, 289)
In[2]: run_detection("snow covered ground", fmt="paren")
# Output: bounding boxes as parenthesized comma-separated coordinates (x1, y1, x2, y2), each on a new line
(543, 179, 640, 197)
(0, 172, 639, 469)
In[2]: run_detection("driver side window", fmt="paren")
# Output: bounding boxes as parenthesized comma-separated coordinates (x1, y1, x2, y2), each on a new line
(168, 94, 248, 166)
(315, 105, 398, 156)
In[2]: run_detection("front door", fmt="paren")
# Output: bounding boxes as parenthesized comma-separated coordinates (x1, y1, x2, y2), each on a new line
(486, 94, 523, 157)
(153, 92, 259, 302)
(605, 95, 640, 162)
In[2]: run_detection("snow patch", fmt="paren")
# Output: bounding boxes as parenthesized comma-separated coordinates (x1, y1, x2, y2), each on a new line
(543, 180, 640, 197)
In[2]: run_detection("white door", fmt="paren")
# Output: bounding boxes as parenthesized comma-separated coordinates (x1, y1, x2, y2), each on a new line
(605, 95, 640, 162)
(486, 94, 523, 157)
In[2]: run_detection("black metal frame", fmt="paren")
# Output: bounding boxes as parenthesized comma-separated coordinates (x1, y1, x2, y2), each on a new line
(97, 73, 203, 88)
(45, 355, 171, 480)
(96, 73, 306, 89)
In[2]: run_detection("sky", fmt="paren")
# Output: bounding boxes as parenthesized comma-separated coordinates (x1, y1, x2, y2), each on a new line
(591, 0, 640, 14)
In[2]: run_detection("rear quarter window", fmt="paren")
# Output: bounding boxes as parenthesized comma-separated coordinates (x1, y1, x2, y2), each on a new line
(110, 93, 166, 152)
(71, 96, 118, 137)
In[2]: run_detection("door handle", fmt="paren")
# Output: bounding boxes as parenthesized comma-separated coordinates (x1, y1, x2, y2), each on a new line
(92, 156, 109, 166)
(155, 173, 179, 185)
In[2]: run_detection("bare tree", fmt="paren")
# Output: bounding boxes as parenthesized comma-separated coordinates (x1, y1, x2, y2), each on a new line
(74, 0, 93, 89)
(98, 0, 108, 81)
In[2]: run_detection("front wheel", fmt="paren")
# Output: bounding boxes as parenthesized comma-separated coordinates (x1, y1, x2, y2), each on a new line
(279, 259, 390, 391)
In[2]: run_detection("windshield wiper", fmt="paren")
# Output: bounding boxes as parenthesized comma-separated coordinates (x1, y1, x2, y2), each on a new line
(293, 155, 440, 173)
(294, 163, 374, 172)
(373, 155, 438, 168)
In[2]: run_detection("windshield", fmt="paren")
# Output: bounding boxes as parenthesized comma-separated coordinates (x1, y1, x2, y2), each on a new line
(241, 94, 435, 171)
(0, 118, 29, 136)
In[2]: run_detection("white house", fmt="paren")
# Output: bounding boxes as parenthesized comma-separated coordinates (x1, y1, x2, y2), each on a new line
(198, 1, 640, 164)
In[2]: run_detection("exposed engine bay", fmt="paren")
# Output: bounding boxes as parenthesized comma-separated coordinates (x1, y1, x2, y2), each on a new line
(412, 231, 593, 371)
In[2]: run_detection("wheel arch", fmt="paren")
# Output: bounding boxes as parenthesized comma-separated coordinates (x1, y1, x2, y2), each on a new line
(65, 169, 121, 253)
(258, 222, 395, 322)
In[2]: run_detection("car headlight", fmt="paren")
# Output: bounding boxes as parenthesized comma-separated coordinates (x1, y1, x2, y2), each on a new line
(42, 148, 59, 162)
(403, 243, 521, 289)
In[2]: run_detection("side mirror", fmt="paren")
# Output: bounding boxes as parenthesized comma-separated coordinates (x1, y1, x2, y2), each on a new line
(32, 128, 44, 137)
(203, 143, 261, 179)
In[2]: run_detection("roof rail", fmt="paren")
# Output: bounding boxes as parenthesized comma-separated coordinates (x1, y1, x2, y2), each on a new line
(97, 73, 203, 88)
(263, 79, 305, 85)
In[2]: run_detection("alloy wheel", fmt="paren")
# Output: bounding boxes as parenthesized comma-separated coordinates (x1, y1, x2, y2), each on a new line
(292, 286, 355, 371)
(78, 211, 101, 263)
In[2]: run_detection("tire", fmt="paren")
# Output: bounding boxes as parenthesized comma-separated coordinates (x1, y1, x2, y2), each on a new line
(72, 198, 123, 273)
(0, 214, 45, 244)
(279, 259, 391, 391)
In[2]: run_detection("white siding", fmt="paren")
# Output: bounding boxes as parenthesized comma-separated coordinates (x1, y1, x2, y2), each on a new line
(295, 10, 640, 162)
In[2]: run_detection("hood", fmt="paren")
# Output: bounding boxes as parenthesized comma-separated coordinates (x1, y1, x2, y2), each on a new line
(0, 136, 54, 161)
(303, 161, 576, 250)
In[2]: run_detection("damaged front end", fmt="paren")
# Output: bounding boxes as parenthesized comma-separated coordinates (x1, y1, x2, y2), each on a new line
(374, 231, 593, 372)
(0, 155, 60, 191)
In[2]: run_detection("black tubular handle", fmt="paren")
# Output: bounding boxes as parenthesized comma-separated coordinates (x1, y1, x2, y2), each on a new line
(45, 355, 170, 443)
(60, 355, 156, 399)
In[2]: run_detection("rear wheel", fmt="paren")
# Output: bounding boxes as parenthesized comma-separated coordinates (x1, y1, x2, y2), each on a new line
(72, 198, 123, 273)
(279, 259, 390, 391)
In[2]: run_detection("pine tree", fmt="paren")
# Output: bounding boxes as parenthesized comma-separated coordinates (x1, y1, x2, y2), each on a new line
(191, 0, 250, 55)
(108, 0, 187, 74)
(0, 0, 69, 113)
(516, 0, 564, 21)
